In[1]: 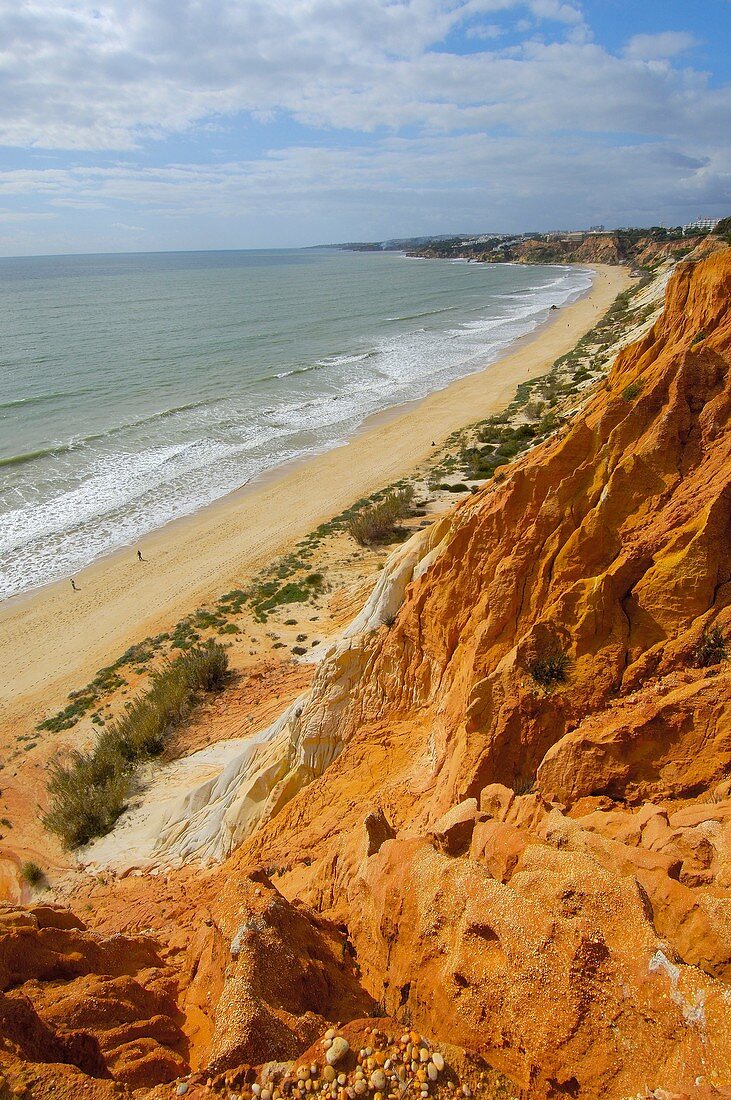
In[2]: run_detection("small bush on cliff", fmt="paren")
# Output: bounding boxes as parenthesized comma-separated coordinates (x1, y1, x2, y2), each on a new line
(348, 486, 415, 545)
(622, 379, 644, 401)
(20, 861, 45, 887)
(715, 215, 731, 243)
(693, 627, 728, 668)
(43, 642, 229, 848)
(528, 650, 570, 691)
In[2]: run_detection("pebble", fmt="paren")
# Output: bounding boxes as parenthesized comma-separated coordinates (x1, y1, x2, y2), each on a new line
(326, 1038, 350, 1066)
(370, 1070, 387, 1091)
(252, 1088, 261, 1098)
(427, 1064, 438, 1082)
(431, 1054, 445, 1072)
(325, 1029, 337, 1040)
(419, 1048, 429, 1063)
(353, 1082, 367, 1096)
(261, 1091, 272, 1100)
(323, 1067, 336, 1083)
(176, 1087, 188, 1098)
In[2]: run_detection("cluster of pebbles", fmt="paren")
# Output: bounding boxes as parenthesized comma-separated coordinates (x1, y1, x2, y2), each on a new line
(175, 1025, 486, 1100)
(244, 1026, 463, 1100)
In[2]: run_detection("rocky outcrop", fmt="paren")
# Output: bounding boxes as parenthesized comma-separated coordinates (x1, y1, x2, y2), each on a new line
(412, 231, 729, 267)
(231, 250, 731, 1095)
(0, 903, 188, 1088)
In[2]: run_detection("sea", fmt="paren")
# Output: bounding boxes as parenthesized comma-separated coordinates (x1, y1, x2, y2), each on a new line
(0, 248, 592, 601)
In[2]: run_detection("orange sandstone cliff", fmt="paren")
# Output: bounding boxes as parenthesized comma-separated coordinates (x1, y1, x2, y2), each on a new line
(1, 251, 730, 1100)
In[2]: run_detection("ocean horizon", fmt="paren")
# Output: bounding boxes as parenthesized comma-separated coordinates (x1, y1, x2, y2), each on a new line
(0, 248, 592, 601)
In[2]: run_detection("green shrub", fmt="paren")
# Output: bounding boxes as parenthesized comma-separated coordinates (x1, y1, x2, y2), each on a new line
(528, 650, 570, 690)
(714, 215, 731, 241)
(176, 642, 229, 693)
(20, 861, 45, 886)
(43, 642, 229, 849)
(347, 486, 415, 545)
(622, 379, 644, 402)
(43, 755, 131, 848)
(693, 627, 727, 668)
(495, 440, 521, 458)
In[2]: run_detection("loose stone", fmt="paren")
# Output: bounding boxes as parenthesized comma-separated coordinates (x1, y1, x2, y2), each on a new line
(370, 1070, 387, 1092)
(323, 1068, 336, 1084)
(431, 1054, 445, 1072)
(427, 1065, 438, 1082)
(326, 1038, 350, 1066)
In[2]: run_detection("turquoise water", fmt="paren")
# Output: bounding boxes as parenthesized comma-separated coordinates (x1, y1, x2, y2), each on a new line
(0, 249, 592, 599)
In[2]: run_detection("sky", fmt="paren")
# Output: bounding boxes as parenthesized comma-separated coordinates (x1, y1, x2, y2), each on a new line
(0, 0, 729, 255)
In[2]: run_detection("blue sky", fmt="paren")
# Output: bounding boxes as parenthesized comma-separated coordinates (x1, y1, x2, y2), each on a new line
(0, 0, 729, 255)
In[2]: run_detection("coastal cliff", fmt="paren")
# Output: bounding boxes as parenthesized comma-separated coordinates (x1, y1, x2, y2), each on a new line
(409, 229, 730, 268)
(1, 251, 731, 1099)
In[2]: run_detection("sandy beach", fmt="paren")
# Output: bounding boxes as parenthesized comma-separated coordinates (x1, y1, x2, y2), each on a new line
(0, 263, 628, 731)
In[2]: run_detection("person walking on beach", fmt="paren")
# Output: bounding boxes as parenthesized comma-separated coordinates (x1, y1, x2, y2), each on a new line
(70, 578, 79, 592)
(137, 549, 144, 561)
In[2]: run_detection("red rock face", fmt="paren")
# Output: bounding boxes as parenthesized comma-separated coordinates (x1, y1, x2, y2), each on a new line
(2, 252, 730, 1099)
(0, 903, 188, 1089)
(238, 251, 731, 1095)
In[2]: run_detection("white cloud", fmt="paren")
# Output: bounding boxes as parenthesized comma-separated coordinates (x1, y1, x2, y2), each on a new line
(0, 128, 726, 233)
(0, 2, 723, 156)
(0, 1, 728, 252)
(624, 31, 698, 61)
(0, 0, 592, 149)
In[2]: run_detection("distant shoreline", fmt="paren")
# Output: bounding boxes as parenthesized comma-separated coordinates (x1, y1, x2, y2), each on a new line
(0, 263, 629, 732)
